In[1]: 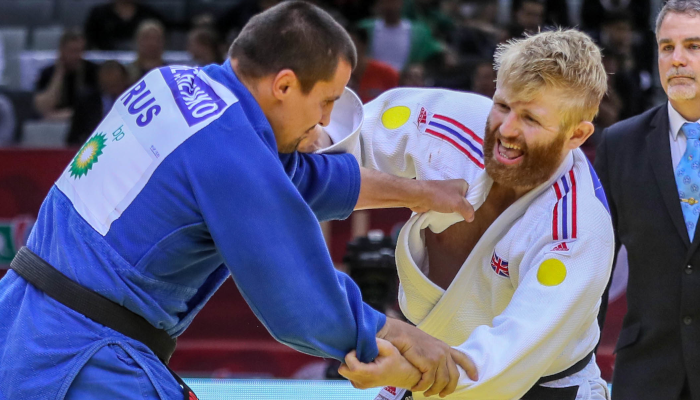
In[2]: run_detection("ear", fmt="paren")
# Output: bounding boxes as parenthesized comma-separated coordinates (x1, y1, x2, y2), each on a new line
(271, 69, 299, 101)
(566, 121, 595, 150)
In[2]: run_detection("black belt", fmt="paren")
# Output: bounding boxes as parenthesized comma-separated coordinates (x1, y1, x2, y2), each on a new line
(394, 348, 594, 400)
(537, 350, 594, 384)
(10, 247, 197, 400)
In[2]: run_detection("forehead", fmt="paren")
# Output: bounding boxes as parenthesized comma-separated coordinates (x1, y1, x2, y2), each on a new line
(311, 61, 351, 98)
(494, 83, 565, 119)
(658, 12, 700, 41)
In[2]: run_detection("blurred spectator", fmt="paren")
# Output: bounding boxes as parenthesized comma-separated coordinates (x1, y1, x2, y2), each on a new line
(126, 20, 166, 84)
(581, 0, 651, 32)
(215, 0, 282, 46)
(358, 0, 443, 72)
(67, 61, 130, 146)
(187, 28, 223, 66)
(451, 1, 504, 60)
(583, 48, 624, 160)
(0, 36, 5, 86)
(596, 50, 624, 130)
(511, 0, 569, 28)
(402, 0, 455, 40)
(327, 0, 374, 24)
(0, 94, 16, 146)
(507, 0, 546, 39)
(400, 63, 427, 87)
(596, 12, 654, 118)
(347, 27, 399, 103)
(84, 0, 165, 50)
(470, 59, 496, 98)
(34, 31, 99, 121)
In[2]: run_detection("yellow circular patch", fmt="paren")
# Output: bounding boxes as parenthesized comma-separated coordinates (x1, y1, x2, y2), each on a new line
(381, 106, 411, 129)
(537, 259, 567, 286)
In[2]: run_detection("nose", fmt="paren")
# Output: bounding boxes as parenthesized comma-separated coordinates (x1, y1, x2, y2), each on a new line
(499, 111, 520, 138)
(672, 46, 688, 67)
(319, 105, 333, 127)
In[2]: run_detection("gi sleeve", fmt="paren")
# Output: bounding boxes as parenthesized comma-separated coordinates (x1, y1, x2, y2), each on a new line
(358, 93, 485, 184)
(446, 217, 614, 399)
(278, 151, 361, 222)
(183, 126, 384, 363)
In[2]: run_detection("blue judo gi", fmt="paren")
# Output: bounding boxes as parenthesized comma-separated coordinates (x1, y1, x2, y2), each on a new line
(0, 60, 385, 399)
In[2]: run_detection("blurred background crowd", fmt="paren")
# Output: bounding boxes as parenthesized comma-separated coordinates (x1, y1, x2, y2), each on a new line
(0, 0, 665, 154)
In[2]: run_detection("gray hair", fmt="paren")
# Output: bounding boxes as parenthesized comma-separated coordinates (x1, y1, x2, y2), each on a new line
(656, 0, 700, 35)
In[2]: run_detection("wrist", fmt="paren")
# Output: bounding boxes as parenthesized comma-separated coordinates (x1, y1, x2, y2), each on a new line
(377, 317, 392, 339)
(406, 179, 426, 210)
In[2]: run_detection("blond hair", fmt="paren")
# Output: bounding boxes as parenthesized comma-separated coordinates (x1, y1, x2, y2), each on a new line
(494, 29, 607, 131)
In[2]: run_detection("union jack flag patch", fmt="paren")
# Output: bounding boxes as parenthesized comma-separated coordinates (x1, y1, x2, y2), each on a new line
(490, 251, 510, 278)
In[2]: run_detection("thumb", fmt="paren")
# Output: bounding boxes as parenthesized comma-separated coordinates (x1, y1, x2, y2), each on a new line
(450, 348, 478, 381)
(376, 338, 398, 358)
(456, 198, 475, 222)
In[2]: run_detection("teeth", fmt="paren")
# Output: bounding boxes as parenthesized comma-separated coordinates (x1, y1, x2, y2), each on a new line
(500, 140, 521, 150)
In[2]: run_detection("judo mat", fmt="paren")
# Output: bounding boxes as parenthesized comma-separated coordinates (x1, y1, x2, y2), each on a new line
(182, 379, 382, 399)
(182, 379, 613, 399)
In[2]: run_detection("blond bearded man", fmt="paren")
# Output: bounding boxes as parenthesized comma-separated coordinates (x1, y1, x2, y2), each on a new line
(309, 29, 613, 399)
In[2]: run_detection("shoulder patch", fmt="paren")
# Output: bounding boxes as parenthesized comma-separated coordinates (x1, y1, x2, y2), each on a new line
(537, 258, 567, 286)
(490, 251, 510, 277)
(551, 168, 577, 241)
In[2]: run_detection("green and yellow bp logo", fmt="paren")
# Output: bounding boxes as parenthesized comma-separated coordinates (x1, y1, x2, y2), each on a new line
(70, 133, 107, 179)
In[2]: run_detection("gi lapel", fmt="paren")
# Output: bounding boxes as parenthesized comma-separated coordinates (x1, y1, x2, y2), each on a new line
(413, 151, 577, 337)
(646, 104, 690, 247)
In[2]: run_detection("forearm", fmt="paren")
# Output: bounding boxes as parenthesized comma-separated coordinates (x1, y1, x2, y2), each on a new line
(355, 167, 425, 210)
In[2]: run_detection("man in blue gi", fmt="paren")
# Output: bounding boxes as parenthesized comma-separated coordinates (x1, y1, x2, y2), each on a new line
(0, 2, 475, 399)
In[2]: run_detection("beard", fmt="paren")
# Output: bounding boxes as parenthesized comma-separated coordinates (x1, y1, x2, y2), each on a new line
(666, 67, 697, 101)
(483, 118, 567, 189)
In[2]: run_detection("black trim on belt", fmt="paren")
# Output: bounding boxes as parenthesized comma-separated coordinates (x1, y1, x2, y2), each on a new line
(10, 246, 177, 364)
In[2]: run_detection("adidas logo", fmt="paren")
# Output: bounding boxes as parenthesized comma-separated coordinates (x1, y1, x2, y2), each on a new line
(551, 242, 569, 252)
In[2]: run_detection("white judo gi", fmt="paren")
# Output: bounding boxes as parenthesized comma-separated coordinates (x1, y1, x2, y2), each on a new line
(320, 88, 614, 400)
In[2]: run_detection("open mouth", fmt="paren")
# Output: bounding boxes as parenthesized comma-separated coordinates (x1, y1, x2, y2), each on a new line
(495, 139, 524, 165)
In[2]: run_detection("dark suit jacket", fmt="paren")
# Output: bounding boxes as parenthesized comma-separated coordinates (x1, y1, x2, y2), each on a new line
(596, 103, 700, 400)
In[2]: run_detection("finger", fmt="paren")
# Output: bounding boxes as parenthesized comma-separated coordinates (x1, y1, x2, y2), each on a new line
(450, 348, 478, 381)
(424, 358, 449, 397)
(411, 367, 437, 393)
(338, 362, 350, 376)
(439, 355, 460, 397)
(344, 350, 362, 371)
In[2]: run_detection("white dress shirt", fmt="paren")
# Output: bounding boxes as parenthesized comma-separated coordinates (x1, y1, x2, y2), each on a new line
(669, 101, 700, 169)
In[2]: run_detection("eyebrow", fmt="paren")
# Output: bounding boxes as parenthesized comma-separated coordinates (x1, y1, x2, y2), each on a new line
(659, 37, 700, 44)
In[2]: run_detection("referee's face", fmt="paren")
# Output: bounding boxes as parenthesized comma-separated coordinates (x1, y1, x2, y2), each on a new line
(658, 12, 700, 103)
